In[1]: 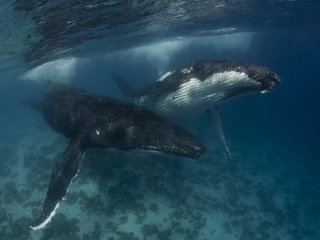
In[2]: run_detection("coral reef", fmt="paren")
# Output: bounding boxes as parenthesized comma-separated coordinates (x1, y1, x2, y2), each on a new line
(0, 146, 17, 178)
(115, 231, 138, 240)
(1, 117, 319, 240)
(65, 192, 78, 205)
(82, 222, 101, 240)
(0, 209, 7, 224)
(148, 203, 159, 213)
(79, 191, 106, 215)
(23, 151, 54, 192)
(3, 182, 25, 204)
(0, 146, 18, 166)
(118, 216, 128, 225)
(0, 211, 31, 240)
(41, 214, 80, 240)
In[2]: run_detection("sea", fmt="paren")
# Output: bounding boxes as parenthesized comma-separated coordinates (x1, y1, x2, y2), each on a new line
(0, 1, 319, 239)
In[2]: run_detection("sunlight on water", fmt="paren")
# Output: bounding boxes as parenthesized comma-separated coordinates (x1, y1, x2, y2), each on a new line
(21, 57, 79, 84)
(0, 1, 40, 56)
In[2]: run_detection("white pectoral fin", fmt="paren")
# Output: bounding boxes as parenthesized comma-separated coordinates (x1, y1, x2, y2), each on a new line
(207, 108, 232, 159)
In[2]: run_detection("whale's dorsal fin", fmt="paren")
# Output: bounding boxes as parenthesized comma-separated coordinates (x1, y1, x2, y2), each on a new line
(112, 72, 144, 98)
(207, 108, 232, 159)
(30, 137, 87, 230)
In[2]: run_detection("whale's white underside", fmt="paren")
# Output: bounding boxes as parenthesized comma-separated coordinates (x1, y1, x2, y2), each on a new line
(137, 70, 259, 117)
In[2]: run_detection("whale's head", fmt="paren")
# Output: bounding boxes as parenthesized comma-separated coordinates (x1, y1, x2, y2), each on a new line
(243, 64, 281, 94)
(117, 118, 206, 159)
(203, 61, 281, 100)
(149, 122, 206, 159)
(88, 104, 206, 159)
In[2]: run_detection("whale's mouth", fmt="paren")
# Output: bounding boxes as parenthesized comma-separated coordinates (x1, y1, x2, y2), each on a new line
(258, 72, 281, 94)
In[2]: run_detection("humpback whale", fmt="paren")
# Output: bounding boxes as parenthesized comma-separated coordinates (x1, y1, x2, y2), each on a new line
(28, 84, 205, 229)
(112, 59, 280, 158)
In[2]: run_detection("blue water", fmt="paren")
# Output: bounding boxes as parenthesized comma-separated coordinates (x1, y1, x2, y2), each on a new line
(0, 1, 320, 239)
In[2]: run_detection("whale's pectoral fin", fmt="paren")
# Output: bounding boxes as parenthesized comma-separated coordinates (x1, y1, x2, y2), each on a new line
(30, 138, 87, 230)
(207, 108, 232, 159)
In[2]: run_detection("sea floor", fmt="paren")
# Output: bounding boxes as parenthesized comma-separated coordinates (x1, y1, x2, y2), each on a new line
(0, 108, 319, 240)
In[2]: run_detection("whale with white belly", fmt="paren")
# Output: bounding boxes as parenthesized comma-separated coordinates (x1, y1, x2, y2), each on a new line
(112, 59, 280, 157)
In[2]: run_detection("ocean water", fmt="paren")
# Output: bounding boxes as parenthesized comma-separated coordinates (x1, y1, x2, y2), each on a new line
(0, 1, 320, 239)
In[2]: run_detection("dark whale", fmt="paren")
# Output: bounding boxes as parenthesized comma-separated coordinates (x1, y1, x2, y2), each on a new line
(112, 59, 280, 158)
(29, 84, 205, 229)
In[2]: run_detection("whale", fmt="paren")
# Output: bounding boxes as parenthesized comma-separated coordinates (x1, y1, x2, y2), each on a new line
(27, 84, 205, 229)
(112, 59, 280, 158)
